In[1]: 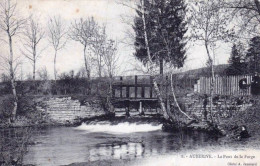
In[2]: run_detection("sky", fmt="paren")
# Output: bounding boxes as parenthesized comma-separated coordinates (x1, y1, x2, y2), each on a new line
(0, 0, 232, 80)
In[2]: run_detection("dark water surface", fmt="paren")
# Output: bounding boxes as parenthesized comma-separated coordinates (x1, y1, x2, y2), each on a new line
(20, 122, 224, 166)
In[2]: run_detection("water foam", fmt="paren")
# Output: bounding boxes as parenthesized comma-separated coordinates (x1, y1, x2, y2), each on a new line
(75, 122, 162, 134)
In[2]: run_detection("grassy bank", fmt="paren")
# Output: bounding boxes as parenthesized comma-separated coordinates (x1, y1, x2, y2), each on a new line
(219, 96, 260, 142)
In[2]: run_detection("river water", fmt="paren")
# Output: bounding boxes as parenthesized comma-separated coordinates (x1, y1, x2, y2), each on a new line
(13, 121, 259, 166)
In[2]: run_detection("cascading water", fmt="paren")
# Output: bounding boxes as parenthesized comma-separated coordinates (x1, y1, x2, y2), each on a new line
(75, 121, 163, 134)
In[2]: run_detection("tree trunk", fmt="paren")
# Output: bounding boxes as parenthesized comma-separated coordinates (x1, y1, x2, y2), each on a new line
(8, 35, 18, 122)
(83, 45, 90, 79)
(254, 0, 260, 15)
(107, 75, 114, 114)
(210, 60, 215, 122)
(170, 74, 193, 120)
(54, 50, 57, 81)
(153, 79, 169, 119)
(159, 58, 163, 75)
(99, 55, 102, 77)
(141, 0, 169, 120)
(205, 42, 214, 123)
(33, 59, 36, 81)
(33, 47, 36, 81)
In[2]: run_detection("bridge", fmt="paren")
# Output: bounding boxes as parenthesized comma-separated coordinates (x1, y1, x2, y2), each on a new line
(111, 75, 170, 116)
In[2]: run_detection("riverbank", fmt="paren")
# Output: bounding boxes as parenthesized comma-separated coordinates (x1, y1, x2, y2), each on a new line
(18, 123, 259, 166)
(1, 95, 260, 141)
(0, 95, 106, 129)
(1, 105, 259, 141)
(2, 112, 259, 166)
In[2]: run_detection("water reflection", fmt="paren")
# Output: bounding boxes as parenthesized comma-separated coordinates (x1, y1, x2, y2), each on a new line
(80, 130, 217, 162)
(19, 126, 219, 166)
(89, 142, 145, 160)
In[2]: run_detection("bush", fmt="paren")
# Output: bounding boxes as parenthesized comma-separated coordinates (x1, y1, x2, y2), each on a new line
(0, 95, 14, 123)
(0, 128, 32, 165)
(222, 96, 260, 138)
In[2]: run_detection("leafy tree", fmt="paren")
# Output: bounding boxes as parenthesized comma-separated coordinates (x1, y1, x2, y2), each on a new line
(133, 0, 187, 75)
(226, 43, 246, 75)
(246, 36, 260, 73)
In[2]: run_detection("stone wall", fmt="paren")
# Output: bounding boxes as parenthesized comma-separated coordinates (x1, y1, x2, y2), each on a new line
(180, 94, 253, 120)
(36, 97, 105, 124)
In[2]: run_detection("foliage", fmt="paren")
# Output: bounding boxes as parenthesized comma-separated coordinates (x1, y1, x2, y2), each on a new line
(133, 0, 187, 75)
(56, 71, 90, 95)
(189, 0, 231, 48)
(226, 43, 247, 75)
(189, 0, 232, 122)
(0, 95, 14, 123)
(0, 128, 32, 165)
(223, 0, 260, 37)
(246, 36, 260, 73)
(222, 96, 260, 139)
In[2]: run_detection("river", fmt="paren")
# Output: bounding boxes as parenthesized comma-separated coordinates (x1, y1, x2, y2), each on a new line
(2, 121, 259, 166)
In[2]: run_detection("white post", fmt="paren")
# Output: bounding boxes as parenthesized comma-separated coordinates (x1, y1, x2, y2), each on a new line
(139, 101, 144, 115)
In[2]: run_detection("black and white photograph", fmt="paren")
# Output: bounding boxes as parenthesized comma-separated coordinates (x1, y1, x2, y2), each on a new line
(0, 0, 260, 165)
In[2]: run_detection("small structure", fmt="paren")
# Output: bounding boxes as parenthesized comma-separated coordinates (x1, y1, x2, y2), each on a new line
(111, 75, 169, 116)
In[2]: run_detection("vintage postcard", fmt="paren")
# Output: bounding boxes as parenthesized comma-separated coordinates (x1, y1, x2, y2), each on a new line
(0, 0, 259, 165)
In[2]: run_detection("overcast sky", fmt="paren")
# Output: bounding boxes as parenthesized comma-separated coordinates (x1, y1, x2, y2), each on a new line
(0, 0, 232, 79)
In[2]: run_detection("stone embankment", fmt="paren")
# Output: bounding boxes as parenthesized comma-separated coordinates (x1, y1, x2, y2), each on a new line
(182, 94, 253, 120)
(36, 97, 105, 124)
(168, 94, 256, 134)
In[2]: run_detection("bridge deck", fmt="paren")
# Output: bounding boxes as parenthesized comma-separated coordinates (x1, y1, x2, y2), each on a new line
(111, 75, 170, 112)
(112, 75, 169, 101)
(113, 98, 158, 101)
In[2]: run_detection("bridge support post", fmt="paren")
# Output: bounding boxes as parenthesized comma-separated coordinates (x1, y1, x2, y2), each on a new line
(125, 101, 130, 117)
(139, 101, 144, 116)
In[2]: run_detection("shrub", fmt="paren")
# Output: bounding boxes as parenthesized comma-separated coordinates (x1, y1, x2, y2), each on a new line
(0, 95, 14, 123)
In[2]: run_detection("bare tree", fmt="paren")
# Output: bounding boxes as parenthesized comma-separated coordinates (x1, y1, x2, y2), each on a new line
(70, 17, 98, 79)
(103, 39, 119, 79)
(91, 25, 107, 77)
(0, 0, 26, 122)
(47, 16, 66, 81)
(103, 39, 119, 113)
(222, 0, 260, 37)
(21, 16, 45, 81)
(189, 0, 230, 123)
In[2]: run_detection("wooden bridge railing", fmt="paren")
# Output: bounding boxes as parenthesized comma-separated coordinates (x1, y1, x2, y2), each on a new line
(112, 75, 169, 100)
